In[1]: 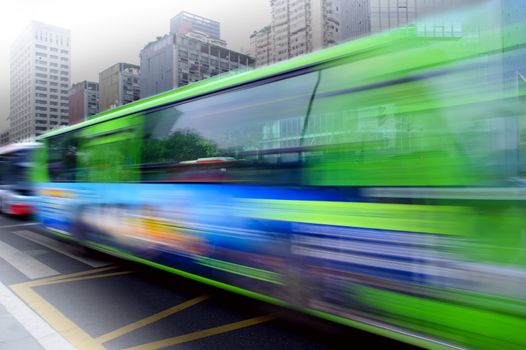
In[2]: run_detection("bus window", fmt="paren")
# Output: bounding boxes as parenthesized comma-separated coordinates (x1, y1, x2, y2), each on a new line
(141, 71, 320, 184)
(47, 132, 80, 182)
(80, 114, 142, 183)
(304, 55, 512, 187)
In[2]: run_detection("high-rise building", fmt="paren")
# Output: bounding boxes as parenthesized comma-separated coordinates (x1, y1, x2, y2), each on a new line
(369, 0, 417, 34)
(170, 12, 221, 40)
(270, 0, 340, 63)
(99, 63, 140, 112)
(68, 81, 99, 125)
(339, 0, 370, 40)
(339, 0, 473, 42)
(9, 21, 70, 141)
(0, 130, 9, 146)
(140, 33, 254, 98)
(250, 26, 273, 67)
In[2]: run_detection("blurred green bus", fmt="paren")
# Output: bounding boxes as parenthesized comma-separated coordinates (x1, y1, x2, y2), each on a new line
(33, 1, 526, 349)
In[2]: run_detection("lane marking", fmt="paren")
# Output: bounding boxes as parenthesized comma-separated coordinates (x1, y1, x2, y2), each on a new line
(10, 282, 106, 350)
(15, 230, 109, 268)
(0, 240, 59, 279)
(126, 315, 277, 350)
(18, 265, 120, 287)
(0, 279, 75, 350)
(96, 294, 210, 343)
(35, 270, 133, 286)
(0, 222, 39, 229)
(9, 267, 132, 350)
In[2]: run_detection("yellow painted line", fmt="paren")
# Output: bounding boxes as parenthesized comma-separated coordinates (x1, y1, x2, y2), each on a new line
(8, 266, 131, 350)
(18, 265, 119, 287)
(125, 315, 277, 350)
(10, 283, 106, 350)
(96, 294, 210, 344)
(34, 270, 133, 287)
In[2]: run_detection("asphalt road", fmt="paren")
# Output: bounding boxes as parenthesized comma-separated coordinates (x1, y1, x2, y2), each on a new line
(0, 214, 420, 350)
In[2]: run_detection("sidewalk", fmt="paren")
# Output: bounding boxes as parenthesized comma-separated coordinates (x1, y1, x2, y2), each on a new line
(0, 281, 74, 350)
(0, 304, 43, 350)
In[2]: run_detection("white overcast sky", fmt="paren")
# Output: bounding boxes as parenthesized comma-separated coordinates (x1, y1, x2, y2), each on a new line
(0, 0, 271, 130)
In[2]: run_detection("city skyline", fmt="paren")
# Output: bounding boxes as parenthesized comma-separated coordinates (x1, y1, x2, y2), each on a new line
(0, 0, 272, 130)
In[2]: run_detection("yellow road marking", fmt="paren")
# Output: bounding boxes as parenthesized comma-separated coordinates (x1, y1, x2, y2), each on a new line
(125, 315, 277, 350)
(9, 266, 131, 350)
(10, 283, 106, 350)
(10, 266, 277, 350)
(18, 265, 119, 287)
(35, 270, 133, 286)
(96, 294, 210, 344)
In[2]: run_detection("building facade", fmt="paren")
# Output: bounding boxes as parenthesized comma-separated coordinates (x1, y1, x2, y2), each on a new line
(140, 33, 254, 98)
(170, 12, 221, 40)
(99, 63, 140, 112)
(68, 81, 99, 125)
(9, 21, 70, 141)
(250, 26, 273, 67)
(339, 0, 472, 42)
(339, 0, 370, 41)
(270, 0, 340, 63)
(0, 130, 9, 146)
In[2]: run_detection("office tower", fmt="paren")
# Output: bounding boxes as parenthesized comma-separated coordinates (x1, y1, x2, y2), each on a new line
(250, 26, 273, 67)
(9, 21, 70, 141)
(140, 33, 254, 98)
(0, 131, 9, 145)
(270, 0, 340, 63)
(339, 0, 475, 42)
(99, 63, 140, 112)
(170, 12, 221, 40)
(339, 0, 370, 40)
(68, 81, 99, 125)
